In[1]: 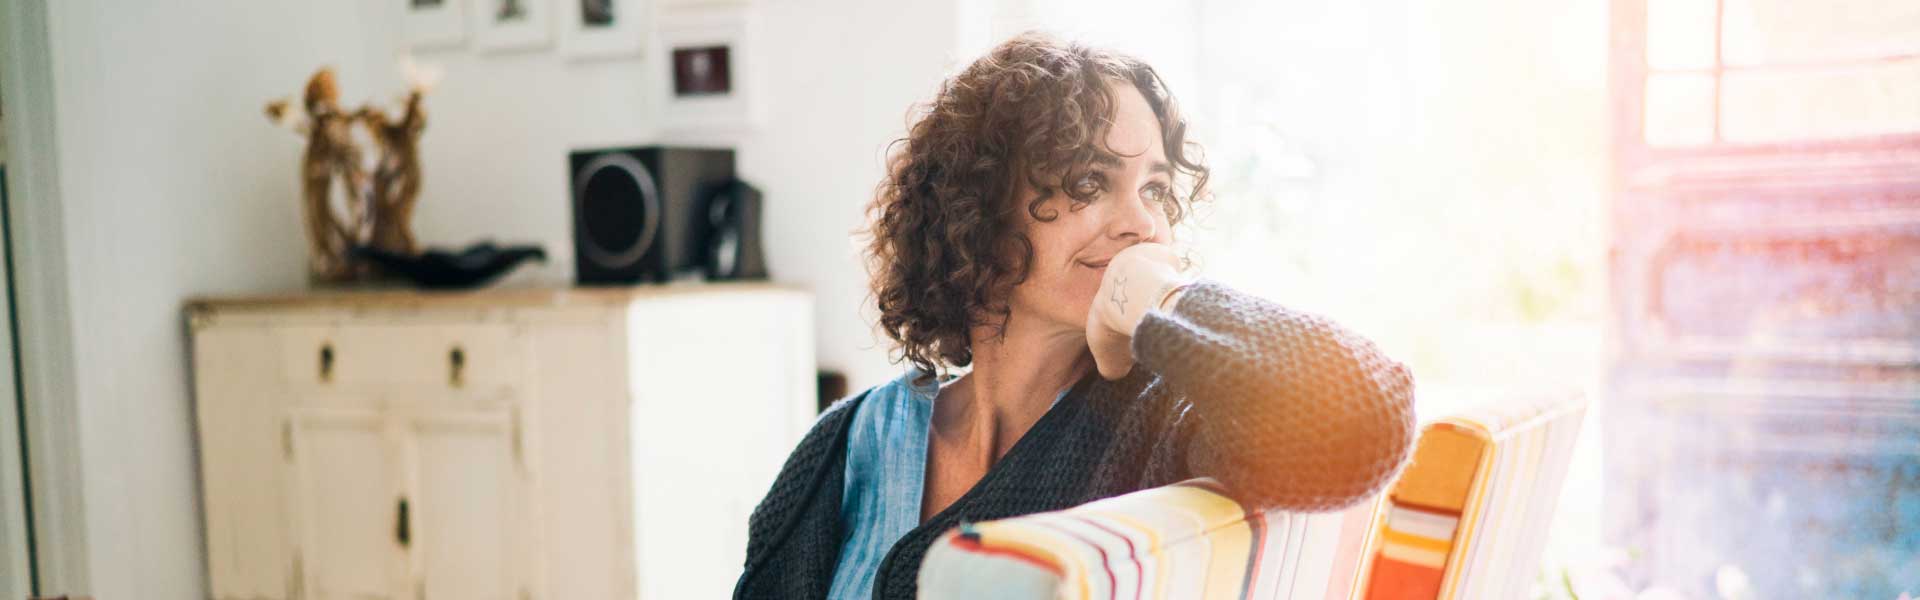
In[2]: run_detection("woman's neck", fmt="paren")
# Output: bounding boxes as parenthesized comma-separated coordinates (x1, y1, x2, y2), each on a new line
(932, 313, 1094, 463)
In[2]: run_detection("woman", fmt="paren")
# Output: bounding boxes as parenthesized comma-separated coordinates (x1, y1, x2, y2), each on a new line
(735, 34, 1416, 600)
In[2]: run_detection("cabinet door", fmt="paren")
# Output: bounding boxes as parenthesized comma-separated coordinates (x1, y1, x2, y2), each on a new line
(288, 407, 406, 600)
(405, 407, 529, 600)
(623, 291, 814, 599)
(193, 324, 293, 599)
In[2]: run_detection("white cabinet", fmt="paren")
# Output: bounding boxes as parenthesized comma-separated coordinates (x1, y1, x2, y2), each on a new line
(188, 284, 815, 600)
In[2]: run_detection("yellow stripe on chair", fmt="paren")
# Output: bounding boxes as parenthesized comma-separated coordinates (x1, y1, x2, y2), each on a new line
(1389, 423, 1485, 513)
(1381, 528, 1452, 556)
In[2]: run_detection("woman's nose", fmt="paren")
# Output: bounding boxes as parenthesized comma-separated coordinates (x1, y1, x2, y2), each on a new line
(1106, 190, 1158, 241)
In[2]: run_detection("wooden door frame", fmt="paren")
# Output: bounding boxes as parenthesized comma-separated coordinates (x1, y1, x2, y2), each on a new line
(0, 0, 92, 594)
(0, 121, 32, 599)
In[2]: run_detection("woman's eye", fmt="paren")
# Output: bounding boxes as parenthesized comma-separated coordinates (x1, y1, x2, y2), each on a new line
(1142, 184, 1171, 203)
(1072, 176, 1101, 197)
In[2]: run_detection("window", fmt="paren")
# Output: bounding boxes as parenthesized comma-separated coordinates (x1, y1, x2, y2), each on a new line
(1613, 0, 1920, 595)
(1642, 0, 1920, 146)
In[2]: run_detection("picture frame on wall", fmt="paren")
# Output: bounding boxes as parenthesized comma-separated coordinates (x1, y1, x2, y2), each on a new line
(560, 0, 646, 59)
(404, 0, 468, 49)
(471, 0, 554, 52)
(657, 5, 758, 138)
(656, 0, 750, 7)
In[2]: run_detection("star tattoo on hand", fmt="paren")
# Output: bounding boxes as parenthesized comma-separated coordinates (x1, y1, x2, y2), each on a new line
(1110, 275, 1129, 311)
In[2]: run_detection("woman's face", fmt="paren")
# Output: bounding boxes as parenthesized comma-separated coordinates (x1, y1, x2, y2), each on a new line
(1008, 81, 1175, 334)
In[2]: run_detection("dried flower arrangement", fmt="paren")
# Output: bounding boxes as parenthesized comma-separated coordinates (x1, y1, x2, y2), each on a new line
(264, 59, 438, 284)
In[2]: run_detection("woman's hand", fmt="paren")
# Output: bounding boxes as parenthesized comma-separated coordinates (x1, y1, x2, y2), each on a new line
(1086, 243, 1192, 380)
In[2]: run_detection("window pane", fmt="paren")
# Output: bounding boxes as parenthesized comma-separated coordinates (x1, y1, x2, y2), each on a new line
(1723, 0, 1920, 66)
(1647, 0, 1719, 70)
(1721, 58, 1920, 143)
(1657, 233, 1920, 343)
(1645, 73, 1718, 146)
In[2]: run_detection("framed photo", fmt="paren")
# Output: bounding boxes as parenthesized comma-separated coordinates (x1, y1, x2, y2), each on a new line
(560, 0, 646, 59)
(657, 6, 758, 137)
(471, 0, 554, 52)
(672, 46, 730, 95)
(657, 0, 749, 7)
(404, 0, 467, 49)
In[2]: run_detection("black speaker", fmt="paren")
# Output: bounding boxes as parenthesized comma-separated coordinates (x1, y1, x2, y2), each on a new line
(699, 179, 768, 280)
(568, 146, 735, 284)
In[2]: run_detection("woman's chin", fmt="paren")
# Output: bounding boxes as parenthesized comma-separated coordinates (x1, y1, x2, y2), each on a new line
(1061, 296, 1098, 328)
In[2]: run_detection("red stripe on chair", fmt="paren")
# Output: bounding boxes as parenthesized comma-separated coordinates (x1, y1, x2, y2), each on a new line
(1075, 514, 1147, 600)
(1032, 518, 1120, 595)
(1239, 509, 1267, 600)
(946, 532, 1068, 577)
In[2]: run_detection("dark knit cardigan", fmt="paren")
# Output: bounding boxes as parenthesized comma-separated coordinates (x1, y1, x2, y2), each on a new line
(733, 282, 1417, 599)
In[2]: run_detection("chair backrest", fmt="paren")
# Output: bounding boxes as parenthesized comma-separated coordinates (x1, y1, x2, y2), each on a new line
(918, 479, 1379, 600)
(916, 393, 1589, 600)
(1352, 393, 1588, 599)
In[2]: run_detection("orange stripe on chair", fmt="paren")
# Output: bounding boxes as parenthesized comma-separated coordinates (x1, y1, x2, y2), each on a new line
(1366, 555, 1444, 600)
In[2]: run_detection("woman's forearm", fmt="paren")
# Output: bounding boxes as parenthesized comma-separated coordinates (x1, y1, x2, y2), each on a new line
(1129, 281, 1417, 511)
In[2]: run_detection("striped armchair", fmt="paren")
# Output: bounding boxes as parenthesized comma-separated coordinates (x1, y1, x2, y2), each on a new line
(917, 394, 1587, 600)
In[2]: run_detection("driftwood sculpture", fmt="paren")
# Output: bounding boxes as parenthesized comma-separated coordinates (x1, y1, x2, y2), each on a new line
(360, 90, 426, 257)
(265, 62, 433, 284)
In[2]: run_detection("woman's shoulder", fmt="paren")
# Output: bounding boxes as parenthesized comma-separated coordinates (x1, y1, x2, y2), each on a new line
(803, 368, 938, 441)
(798, 388, 866, 448)
(846, 368, 944, 421)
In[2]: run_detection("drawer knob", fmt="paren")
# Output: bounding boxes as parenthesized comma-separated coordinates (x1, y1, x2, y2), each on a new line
(318, 343, 335, 383)
(449, 346, 465, 387)
(395, 497, 411, 548)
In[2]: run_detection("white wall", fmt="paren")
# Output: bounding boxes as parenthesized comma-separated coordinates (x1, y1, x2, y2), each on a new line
(742, 0, 977, 390)
(35, 2, 391, 596)
(14, 0, 1206, 594)
(18, 0, 978, 596)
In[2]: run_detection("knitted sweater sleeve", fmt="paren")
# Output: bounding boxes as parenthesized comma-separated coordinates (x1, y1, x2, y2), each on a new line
(1129, 281, 1417, 511)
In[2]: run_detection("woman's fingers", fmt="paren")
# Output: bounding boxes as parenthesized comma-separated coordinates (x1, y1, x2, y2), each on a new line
(1099, 243, 1189, 334)
(1086, 305, 1136, 379)
(1087, 243, 1187, 380)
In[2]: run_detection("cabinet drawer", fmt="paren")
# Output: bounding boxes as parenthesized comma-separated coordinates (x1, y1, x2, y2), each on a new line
(278, 324, 523, 391)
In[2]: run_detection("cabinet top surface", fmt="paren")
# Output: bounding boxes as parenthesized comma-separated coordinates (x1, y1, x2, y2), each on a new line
(187, 281, 807, 313)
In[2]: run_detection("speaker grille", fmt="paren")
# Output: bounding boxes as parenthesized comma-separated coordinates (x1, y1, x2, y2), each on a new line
(571, 153, 661, 269)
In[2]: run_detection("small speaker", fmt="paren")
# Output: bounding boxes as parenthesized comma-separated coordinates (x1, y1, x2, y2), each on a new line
(699, 179, 768, 280)
(568, 146, 735, 284)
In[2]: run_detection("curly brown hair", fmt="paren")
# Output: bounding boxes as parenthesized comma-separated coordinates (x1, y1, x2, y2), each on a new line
(866, 33, 1211, 380)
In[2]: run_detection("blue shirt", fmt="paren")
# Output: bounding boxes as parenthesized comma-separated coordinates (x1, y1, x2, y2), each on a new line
(826, 369, 1076, 598)
(827, 369, 941, 600)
